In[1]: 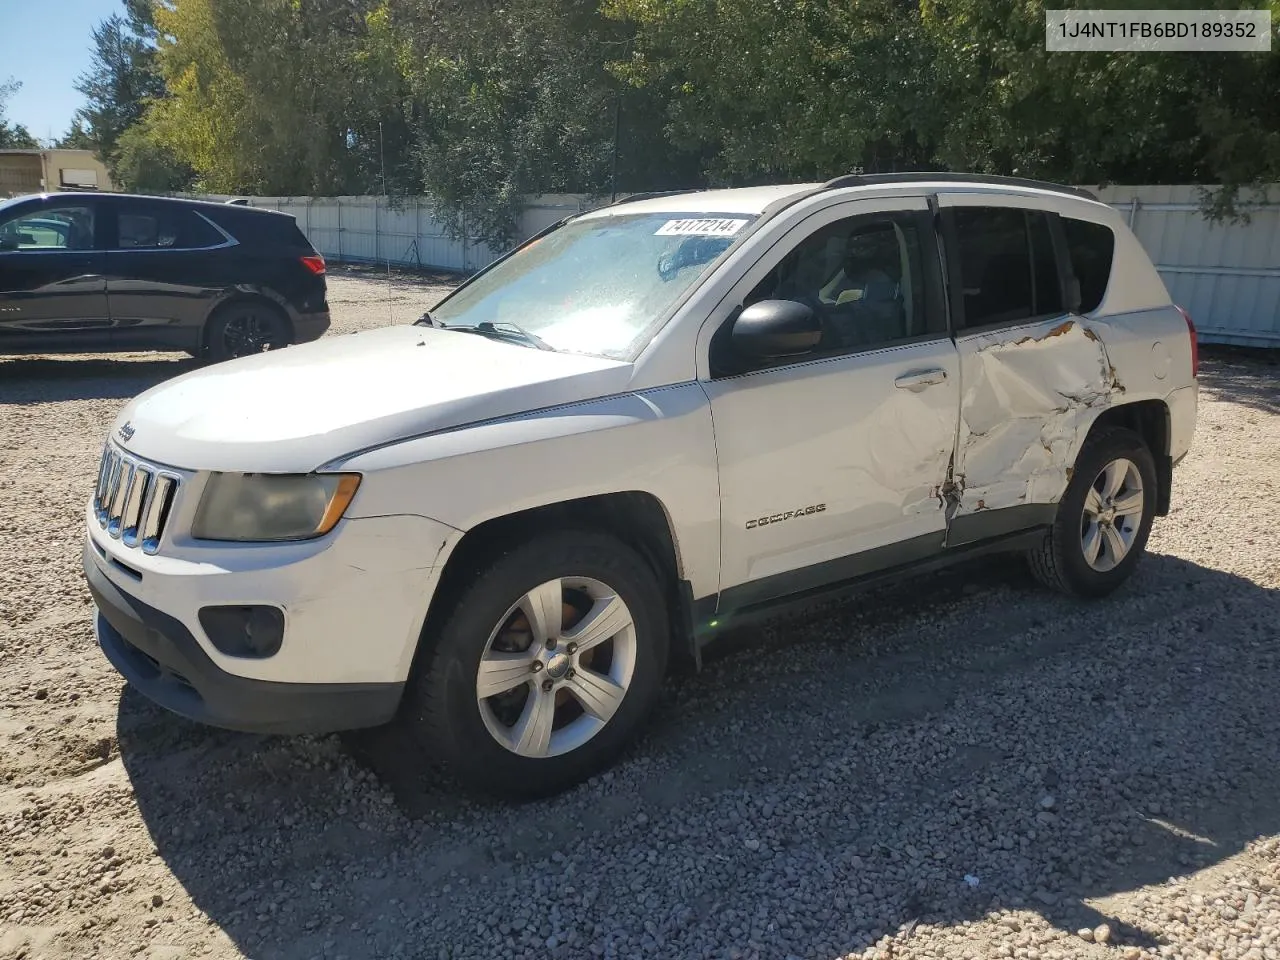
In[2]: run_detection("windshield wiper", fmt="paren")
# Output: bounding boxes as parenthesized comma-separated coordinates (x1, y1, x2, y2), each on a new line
(459, 320, 556, 351)
(415, 313, 554, 351)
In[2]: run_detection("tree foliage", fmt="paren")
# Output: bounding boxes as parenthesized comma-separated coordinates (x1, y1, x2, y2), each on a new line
(73, 8, 166, 165)
(0, 78, 40, 149)
(56, 118, 97, 150)
(390, 0, 699, 245)
(75, 0, 1280, 243)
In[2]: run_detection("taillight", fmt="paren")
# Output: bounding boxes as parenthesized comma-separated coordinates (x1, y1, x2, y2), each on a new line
(1175, 304, 1198, 378)
(300, 254, 326, 276)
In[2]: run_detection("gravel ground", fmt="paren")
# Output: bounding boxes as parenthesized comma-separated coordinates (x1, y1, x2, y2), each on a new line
(2, 270, 1279, 960)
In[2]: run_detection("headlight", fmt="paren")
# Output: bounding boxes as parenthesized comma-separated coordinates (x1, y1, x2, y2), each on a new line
(191, 473, 361, 542)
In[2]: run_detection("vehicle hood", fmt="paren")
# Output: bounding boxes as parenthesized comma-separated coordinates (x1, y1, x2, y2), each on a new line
(111, 325, 634, 472)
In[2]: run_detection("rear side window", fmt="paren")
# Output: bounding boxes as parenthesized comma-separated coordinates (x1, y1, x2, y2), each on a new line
(951, 207, 1063, 329)
(210, 209, 311, 250)
(115, 204, 225, 250)
(1060, 216, 1115, 313)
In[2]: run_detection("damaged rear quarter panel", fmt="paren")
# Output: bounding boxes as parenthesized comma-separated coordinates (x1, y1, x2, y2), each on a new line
(952, 317, 1121, 518)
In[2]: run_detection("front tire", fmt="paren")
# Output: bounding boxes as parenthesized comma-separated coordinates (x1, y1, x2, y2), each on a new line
(1028, 426, 1158, 598)
(398, 531, 669, 799)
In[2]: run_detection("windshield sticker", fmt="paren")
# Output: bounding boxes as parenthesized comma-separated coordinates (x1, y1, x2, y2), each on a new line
(655, 218, 749, 238)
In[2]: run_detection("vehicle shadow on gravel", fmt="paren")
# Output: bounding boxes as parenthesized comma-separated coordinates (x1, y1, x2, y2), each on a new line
(0, 356, 197, 403)
(116, 553, 1280, 960)
(1199, 352, 1280, 416)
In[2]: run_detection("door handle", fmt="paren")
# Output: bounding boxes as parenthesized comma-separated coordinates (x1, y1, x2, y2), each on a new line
(894, 368, 948, 391)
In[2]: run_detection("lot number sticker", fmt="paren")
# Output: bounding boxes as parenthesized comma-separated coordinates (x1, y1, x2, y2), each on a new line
(655, 218, 749, 237)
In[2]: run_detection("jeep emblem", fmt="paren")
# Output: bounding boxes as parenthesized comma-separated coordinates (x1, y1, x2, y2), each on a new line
(118, 422, 135, 442)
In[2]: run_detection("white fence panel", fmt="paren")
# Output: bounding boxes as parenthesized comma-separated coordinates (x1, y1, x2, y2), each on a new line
(1092, 184, 1280, 346)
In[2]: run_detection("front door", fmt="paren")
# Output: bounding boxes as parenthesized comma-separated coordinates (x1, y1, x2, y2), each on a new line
(0, 198, 109, 351)
(702, 197, 960, 611)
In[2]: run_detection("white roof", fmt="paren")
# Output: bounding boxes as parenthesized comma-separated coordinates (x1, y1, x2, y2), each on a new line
(577, 184, 820, 219)
(577, 178, 1113, 222)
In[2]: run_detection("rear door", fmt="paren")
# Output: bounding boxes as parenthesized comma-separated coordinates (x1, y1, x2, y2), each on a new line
(0, 197, 109, 351)
(937, 194, 1118, 543)
(104, 197, 234, 352)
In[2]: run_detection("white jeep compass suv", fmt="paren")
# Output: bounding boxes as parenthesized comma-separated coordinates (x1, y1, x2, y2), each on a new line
(83, 174, 1199, 798)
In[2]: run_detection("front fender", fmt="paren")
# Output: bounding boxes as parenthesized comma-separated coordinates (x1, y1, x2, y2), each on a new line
(332, 384, 722, 600)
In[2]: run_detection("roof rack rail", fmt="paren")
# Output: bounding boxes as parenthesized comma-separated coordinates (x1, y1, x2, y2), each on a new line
(606, 189, 700, 207)
(821, 172, 1098, 202)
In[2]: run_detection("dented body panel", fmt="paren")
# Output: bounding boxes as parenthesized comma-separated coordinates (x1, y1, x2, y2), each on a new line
(935, 189, 1195, 533)
(950, 316, 1119, 526)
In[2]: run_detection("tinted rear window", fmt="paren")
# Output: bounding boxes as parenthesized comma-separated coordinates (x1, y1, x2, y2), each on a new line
(116, 203, 224, 249)
(952, 207, 1064, 328)
(202, 208, 312, 250)
(1060, 217, 1115, 313)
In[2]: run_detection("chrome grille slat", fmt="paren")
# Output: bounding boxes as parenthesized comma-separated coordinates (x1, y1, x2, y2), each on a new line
(141, 475, 176, 554)
(107, 462, 134, 537)
(121, 469, 151, 547)
(93, 447, 113, 514)
(93, 444, 180, 555)
(102, 456, 125, 529)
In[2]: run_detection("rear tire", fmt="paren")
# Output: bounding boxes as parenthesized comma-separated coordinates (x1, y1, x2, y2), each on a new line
(396, 531, 669, 799)
(1028, 426, 1157, 598)
(203, 300, 290, 363)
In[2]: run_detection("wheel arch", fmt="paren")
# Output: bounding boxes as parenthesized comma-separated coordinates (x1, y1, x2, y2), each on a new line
(1081, 399, 1172, 515)
(413, 491, 696, 679)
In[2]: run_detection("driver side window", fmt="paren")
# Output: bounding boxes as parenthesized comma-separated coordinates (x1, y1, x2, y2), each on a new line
(0, 205, 96, 251)
(744, 211, 933, 355)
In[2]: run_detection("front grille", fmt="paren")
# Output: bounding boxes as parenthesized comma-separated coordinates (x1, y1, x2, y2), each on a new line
(93, 445, 180, 554)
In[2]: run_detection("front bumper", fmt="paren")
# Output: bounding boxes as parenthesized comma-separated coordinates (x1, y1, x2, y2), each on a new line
(85, 544, 402, 734)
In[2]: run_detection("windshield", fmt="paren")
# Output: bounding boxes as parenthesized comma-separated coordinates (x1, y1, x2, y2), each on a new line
(429, 212, 757, 359)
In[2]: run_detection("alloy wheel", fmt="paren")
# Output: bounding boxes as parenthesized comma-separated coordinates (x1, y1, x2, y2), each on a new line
(1080, 457, 1145, 573)
(222, 311, 281, 357)
(475, 577, 637, 758)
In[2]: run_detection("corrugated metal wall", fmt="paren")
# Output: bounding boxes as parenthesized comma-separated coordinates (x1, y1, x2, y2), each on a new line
(212, 185, 1280, 347)
(0, 154, 44, 198)
(1091, 185, 1280, 347)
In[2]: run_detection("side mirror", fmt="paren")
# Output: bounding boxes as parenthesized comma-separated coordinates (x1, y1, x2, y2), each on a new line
(731, 299, 822, 360)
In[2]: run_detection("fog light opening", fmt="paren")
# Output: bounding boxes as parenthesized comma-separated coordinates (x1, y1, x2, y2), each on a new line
(199, 605, 285, 659)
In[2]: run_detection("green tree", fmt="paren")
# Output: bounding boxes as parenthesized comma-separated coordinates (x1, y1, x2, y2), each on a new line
(73, 9, 166, 167)
(607, 0, 1280, 214)
(113, 116, 195, 194)
(604, 0, 939, 181)
(0, 78, 40, 149)
(56, 118, 96, 150)
(149, 0, 412, 196)
(920, 0, 1280, 207)
(394, 0, 696, 245)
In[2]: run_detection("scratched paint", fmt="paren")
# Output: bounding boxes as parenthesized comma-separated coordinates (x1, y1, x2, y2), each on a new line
(952, 319, 1120, 517)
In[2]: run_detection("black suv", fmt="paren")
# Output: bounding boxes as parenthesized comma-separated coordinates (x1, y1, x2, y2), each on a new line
(0, 192, 329, 362)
